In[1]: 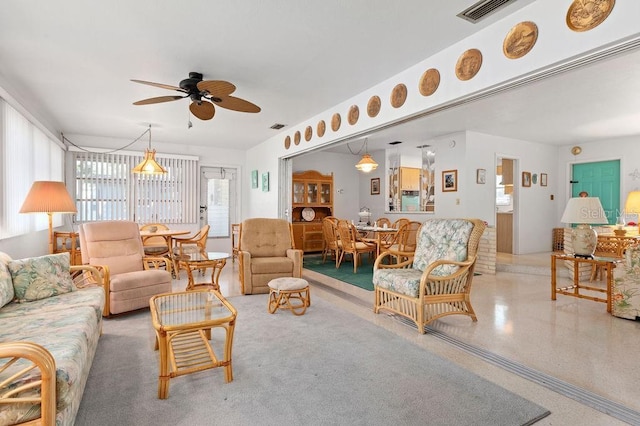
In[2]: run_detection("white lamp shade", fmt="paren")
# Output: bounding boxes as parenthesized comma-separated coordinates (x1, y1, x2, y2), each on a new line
(560, 197, 607, 225)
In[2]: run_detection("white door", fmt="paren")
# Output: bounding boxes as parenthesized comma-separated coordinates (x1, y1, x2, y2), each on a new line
(200, 167, 238, 240)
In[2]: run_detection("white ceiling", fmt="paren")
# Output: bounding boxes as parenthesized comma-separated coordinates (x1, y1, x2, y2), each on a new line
(1, 0, 639, 154)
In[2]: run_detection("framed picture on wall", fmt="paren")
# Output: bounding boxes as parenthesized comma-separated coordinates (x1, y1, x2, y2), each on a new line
(522, 171, 531, 187)
(540, 173, 548, 187)
(442, 170, 457, 192)
(262, 172, 270, 192)
(251, 170, 259, 188)
(371, 178, 380, 195)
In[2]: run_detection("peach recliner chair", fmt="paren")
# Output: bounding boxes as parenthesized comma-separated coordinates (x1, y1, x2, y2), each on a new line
(238, 218, 303, 295)
(79, 220, 173, 316)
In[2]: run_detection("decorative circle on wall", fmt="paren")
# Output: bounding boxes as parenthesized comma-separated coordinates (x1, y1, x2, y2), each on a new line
(503, 21, 538, 59)
(390, 83, 407, 108)
(331, 113, 341, 132)
(304, 126, 313, 141)
(294, 131, 301, 145)
(455, 49, 483, 81)
(566, 0, 615, 32)
(418, 68, 440, 96)
(571, 146, 582, 155)
(284, 135, 291, 150)
(317, 120, 326, 137)
(348, 105, 359, 125)
(367, 95, 381, 117)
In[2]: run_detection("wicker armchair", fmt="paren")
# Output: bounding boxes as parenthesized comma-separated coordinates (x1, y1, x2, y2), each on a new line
(373, 218, 486, 334)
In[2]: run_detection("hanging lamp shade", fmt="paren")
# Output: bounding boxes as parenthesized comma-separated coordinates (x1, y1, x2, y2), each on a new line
(132, 125, 167, 174)
(354, 138, 378, 173)
(132, 149, 167, 174)
(355, 153, 378, 173)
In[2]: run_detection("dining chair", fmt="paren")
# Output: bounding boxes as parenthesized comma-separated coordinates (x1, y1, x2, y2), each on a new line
(336, 219, 376, 273)
(140, 223, 171, 257)
(321, 217, 341, 267)
(380, 221, 422, 263)
(172, 225, 210, 276)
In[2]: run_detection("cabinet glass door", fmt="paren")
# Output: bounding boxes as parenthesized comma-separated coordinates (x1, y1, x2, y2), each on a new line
(307, 183, 318, 204)
(320, 183, 331, 205)
(293, 182, 305, 204)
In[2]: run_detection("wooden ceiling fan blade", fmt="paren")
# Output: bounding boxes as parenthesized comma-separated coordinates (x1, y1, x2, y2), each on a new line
(214, 96, 261, 113)
(133, 95, 185, 105)
(131, 79, 185, 92)
(190, 101, 215, 120)
(197, 80, 236, 97)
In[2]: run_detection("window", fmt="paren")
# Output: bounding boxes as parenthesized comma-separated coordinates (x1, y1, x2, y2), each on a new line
(0, 98, 64, 239)
(72, 150, 199, 224)
(496, 175, 512, 206)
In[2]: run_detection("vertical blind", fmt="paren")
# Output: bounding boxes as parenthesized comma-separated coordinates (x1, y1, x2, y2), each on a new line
(0, 98, 64, 239)
(72, 150, 198, 224)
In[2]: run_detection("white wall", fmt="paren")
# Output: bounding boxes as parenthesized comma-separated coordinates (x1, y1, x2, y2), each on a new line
(244, 0, 640, 226)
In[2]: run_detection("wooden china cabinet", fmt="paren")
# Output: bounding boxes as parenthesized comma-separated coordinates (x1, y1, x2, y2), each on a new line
(292, 170, 333, 252)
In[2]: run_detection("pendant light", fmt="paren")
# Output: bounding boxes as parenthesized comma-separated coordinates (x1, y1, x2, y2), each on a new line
(132, 125, 167, 174)
(355, 138, 378, 173)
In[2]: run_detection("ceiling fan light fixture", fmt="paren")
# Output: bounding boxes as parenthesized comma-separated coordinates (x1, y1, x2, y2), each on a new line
(132, 126, 167, 175)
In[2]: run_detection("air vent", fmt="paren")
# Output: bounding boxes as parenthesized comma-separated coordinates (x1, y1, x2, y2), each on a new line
(388, 141, 403, 145)
(270, 123, 286, 130)
(457, 0, 516, 23)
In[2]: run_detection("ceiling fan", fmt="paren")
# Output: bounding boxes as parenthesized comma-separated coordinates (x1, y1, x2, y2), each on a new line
(131, 72, 261, 121)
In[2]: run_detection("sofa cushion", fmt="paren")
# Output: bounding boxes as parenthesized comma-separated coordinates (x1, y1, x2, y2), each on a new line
(250, 257, 294, 275)
(373, 268, 423, 297)
(412, 219, 473, 276)
(0, 252, 14, 308)
(240, 218, 293, 258)
(0, 305, 101, 425)
(8, 253, 75, 302)
(109, 269, 171, 292)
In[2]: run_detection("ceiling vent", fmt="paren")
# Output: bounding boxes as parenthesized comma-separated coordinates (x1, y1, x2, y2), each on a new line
(457, 0, 516, 23)
(270, 123, 286, 130)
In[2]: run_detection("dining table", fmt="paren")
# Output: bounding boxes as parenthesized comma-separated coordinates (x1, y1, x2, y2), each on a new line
(140, 228, 191, 263)
(355, 225, 398, 258)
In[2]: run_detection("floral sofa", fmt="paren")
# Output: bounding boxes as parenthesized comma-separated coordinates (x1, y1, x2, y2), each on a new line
(0, 251, 105, 426)
(612, 246, 640, 320)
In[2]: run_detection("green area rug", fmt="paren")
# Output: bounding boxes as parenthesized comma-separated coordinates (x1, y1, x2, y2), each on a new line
(303, 254, 374, 291)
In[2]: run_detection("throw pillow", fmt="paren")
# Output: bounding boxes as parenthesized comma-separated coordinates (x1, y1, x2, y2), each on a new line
(0, 252, 14, 308)
(8, 252, 76, 302)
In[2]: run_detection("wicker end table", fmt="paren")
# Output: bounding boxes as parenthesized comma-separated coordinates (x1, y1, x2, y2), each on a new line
(150, 290, 237, 399)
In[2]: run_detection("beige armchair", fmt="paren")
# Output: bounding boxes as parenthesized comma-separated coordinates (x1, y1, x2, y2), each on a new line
(79, 221, 173, 316)
(238, 218, 303, 295)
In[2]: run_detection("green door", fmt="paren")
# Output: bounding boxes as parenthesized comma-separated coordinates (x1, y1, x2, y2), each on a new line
(572, 160, 620, 224)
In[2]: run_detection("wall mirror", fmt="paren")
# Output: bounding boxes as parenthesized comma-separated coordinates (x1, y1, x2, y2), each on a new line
(386, 144, 435, 213)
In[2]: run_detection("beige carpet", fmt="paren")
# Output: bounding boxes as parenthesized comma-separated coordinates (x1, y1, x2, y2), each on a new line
(76, 293, 550, 425)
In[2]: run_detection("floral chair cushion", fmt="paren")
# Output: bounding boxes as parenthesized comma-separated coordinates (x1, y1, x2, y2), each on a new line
(8, 253, 75, 302)
(373, 268, 423, 297)
(612, 247, 640, 320)
(0, 252, 14, 308)
(412, 219, 473, 276)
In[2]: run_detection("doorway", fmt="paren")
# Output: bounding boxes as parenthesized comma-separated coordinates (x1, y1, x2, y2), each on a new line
(571, 160, 620, 224)
(200, 167, 238, 241)
(496, 157, 516, 254)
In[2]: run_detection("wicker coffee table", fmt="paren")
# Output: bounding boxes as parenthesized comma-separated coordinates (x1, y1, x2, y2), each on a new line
(149, 290, 237, 399)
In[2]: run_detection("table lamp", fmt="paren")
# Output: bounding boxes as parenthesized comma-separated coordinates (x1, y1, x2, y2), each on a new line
(19, 181, 77, 254)
(560, 196, 607, 258)
(624, 191, 640, 234)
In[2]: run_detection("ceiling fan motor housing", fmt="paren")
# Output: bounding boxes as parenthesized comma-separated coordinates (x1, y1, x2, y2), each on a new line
(180, 72, 205, 103)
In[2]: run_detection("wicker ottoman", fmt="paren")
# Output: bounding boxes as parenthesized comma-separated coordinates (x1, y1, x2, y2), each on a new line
(267, 277, 311, 315)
